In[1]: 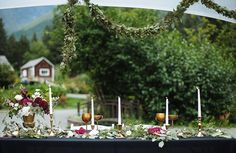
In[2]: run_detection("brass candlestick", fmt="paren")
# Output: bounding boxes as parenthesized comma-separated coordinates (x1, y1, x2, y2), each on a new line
(117, 124, 122, 132)
(49, 114, 55, 136)
(91, 124, 95, 130)
(197, 117, 203, 137)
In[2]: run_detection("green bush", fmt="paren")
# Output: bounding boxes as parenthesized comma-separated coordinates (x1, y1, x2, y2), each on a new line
(0, 64, 17, 88)
(64, 74, 93, 94)
(138, 31, 235, 120)
(76, 29, 235, 121)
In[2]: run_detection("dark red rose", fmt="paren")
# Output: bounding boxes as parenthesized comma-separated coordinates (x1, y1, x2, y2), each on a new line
(40, 99, 49, 114)
(34, 97, 42, 104)
(75, 127, 86, 134)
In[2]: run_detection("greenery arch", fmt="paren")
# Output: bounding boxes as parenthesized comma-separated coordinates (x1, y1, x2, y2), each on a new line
(61, 0, 236, 69)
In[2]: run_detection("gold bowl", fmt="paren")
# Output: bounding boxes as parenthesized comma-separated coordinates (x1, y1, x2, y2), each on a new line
(82, 113, 91, 123)
(94, 115, 103, 121)
(155, 113, 165, 125)
(169, 114, 178, 127)
(169, 114, 178, 121)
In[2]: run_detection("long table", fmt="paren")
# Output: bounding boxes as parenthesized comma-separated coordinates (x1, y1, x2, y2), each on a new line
(0, 137, 236, 153)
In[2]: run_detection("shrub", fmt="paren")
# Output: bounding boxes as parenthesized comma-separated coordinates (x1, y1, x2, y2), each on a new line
(0, 64, 17, 88)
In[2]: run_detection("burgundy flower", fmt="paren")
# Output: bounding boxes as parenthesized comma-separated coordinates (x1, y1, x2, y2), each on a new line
(75, 127, 86, 134)
(40, 99, 49, 114)
(148, 127, 162, 135)
(20, 98, 33, 106)
(34, 97, 42, 105)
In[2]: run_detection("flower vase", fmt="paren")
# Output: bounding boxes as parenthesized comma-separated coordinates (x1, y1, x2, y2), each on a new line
(23, 113, 35, 128)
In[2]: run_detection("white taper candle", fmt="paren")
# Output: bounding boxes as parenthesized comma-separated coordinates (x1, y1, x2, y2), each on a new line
(118, 96, 121, 125)
(49, 85, 53, 114)
(165, 97, 169, 125)
(197, 87, 201, 117)
(91, 97, 94, 125)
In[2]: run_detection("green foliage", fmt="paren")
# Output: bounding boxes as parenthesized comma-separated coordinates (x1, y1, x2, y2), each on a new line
(0, 18, 7, 54)
(44, 6, 235, 122)
(64, 74, 93, 94)
(0, 64, 17, 88)
(23, 41, 49, 62)
(138, 31, 235, 120)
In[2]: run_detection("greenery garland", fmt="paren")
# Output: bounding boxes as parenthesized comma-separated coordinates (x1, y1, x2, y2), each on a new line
(61, 0, 236, 69)
(84, 0, 199, 37)
(201, 0, 236, 20)
(61, 0, 78, 71)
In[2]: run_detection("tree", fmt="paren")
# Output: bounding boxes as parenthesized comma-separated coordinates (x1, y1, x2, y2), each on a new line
(42, 10, 64, 65)
(32, 33, 38, 42)
(24, 41, 49, 61)
(8, 35, 30, 69)
(0, 64, 17, 88)
(0, 18, 8, 55)
(45, 6, 235, 121)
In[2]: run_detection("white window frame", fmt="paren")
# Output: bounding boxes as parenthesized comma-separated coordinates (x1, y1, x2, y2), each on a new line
(39, 68, 50, 77)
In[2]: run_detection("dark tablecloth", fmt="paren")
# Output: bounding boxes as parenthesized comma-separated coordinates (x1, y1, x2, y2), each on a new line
(0, 137, 235, 153)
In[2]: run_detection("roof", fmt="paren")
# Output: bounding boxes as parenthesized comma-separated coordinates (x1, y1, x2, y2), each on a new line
(21, 57, 54, 69)
(0, 55, 14, 70)
(0, 55, 10, 65)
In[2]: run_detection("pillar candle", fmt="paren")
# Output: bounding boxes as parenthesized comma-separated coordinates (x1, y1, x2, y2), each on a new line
(49, 85, 53, 114)
(165, 97, 169, 125)
(118, 96, 121, 125)
(197, 87, 201, 117)
(91, 97, 94, 125)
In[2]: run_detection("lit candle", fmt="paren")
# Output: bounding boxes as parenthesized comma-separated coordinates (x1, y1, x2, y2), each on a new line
(165, 97, 169, 125)
(91, 97, 94, 125)
(118, 96, 121, 125)
(49, 85, 53, 114)
(196, 87, 201, 117)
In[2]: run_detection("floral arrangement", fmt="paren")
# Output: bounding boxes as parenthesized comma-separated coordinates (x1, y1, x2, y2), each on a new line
(3, 123, 231, 148)
(5, 87, 49, 118)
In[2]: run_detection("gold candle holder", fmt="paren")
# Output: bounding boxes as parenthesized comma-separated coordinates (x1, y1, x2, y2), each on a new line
(117, 124, 122, 132)
(91, 124, 95, 130)
(49, 114, 55, 136)
(197, 117, 203, 137)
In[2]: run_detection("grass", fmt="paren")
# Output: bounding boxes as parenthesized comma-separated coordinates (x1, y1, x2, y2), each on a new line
(55, 98, 85, 109)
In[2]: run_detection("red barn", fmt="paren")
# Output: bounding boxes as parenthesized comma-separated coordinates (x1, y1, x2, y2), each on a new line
(20, 57, 54, 83)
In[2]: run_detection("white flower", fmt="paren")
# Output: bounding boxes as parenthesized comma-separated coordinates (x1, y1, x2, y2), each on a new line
(33, 91, 41, 98)
(158, 141, 164, 148)
(12, 131, 19, 137)
(125, 130, 132, 136)
(9, 102, 14, 107)
(19, 106, 31, 116)
(14, 103, 19, 107)
(67, 131, 74, 137)
(89, 130, 99, 139)
(14, 95, 23, 101)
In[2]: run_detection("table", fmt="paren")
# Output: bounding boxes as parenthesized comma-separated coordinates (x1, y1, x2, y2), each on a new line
(0, 137, 235, 153)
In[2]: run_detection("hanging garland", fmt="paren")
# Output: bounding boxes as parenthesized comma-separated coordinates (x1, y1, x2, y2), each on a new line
(84, 0, 199, 37)
(61, 0, 78, 71)
(62, 0, 236, 69)
(201, 0, 236, 20)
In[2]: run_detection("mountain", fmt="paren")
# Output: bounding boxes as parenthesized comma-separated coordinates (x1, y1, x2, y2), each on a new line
(12, 11, 53, 40)
(0, 6, 55, 39)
